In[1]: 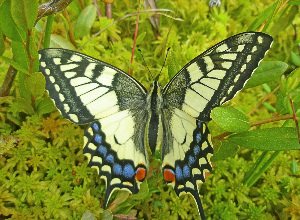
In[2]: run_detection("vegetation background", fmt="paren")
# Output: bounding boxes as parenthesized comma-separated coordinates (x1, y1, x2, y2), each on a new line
(0, 0, 300, 219)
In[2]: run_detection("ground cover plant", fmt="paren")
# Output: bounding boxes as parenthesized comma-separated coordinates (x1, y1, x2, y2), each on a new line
(0, 0, 300, 219)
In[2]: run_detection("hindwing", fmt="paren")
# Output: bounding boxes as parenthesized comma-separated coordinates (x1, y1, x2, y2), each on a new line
(161, 32, 273, 218)
(39, 49, 148, 206)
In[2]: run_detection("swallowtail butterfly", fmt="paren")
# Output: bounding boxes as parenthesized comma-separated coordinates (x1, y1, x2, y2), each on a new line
(39, 32, 273, 219)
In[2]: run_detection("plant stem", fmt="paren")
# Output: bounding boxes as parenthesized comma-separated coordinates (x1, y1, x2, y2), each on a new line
(214, 114, 294, 141)
(129, 0, 141, 75)
(250, 114, 294, 127)
(105, 3, 112, 19)
(43, 15, 54, 48)
(0, 66, 18, 97)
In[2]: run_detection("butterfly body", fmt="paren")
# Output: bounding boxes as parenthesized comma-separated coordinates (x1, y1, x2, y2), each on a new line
(39, 32, 273, 219)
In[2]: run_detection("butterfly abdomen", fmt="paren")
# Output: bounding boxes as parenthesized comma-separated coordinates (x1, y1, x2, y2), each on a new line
(146, 81, 164, 154)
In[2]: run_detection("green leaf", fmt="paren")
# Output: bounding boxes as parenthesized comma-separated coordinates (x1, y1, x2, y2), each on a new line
(10, 97, 34, 115)
(270, 5, 298, 34)
(167, 50, 180, 79)
(291, 51, 300, 67)
(11, 0, 38, 31)
(35, 97, 56, 116)
(136, 31, 147, 45)
(245, 61, 288, 89)
(25, 73, 45, 98)
(0, 0, 25, 41)
(211, 106, 250, 133)
(12, 41, 29, 71)
(212, 141, 239, 161)
(50, 34, 76, 50)
(74, 5, 96, 39)
(248, 1, 278, 31)
(228, 127, 300, 151)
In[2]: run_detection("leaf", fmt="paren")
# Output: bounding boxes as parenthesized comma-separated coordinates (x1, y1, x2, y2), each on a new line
(11, 0, 38, 31)
(12, 41, 29, 71)
(248, 1, 278, 31)
(35, 97, 56, 116)
(0, 0, 25, 41)
(211, 106, 250, 133)
(136, 32, 147, 45)
(74, 5, 97, 39)
(212, 140, 239, 161)
(228, 127, 300, 151)
(50, 34, 76, 49)
(244, 61, 288, 89)
(270, 5, 298, 34)
(291, 51, 300, 67)
(167, 50, 180, 79)
(10, 97, 34, 115)
(25, 72, 45, 98)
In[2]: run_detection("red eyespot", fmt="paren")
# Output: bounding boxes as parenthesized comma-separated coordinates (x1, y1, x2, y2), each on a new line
(163, 168, 175, 183)
(135, 167, 147, 182)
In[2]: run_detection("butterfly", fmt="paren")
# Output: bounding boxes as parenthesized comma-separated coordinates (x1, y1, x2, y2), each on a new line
(39, 32, 273, 219)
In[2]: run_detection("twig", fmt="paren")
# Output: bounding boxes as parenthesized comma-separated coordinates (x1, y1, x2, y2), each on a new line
(37, 0, 73, 21)
(0, 66, 18, 97)
(128, 0, 141, 75)
(93, 0, 102, 17)
(250, 114, 293, 127)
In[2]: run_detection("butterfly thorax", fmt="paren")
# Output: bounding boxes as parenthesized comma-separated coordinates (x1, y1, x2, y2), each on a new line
(146, 81, 163, 155)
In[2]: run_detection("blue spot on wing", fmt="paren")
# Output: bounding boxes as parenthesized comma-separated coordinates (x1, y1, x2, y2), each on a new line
(175, 165, 183, 181)
(196, 132, 201, 143)
(183, 164, 190, 178)
(98, 145, 107, 157)
(92, 123, 100, 131)
(123, 164, 135, 179)
(106, 154, 114, 164)
(188, 155, 196, 166)
(94, 134, 102, 144)
(193, 145, 201, 156)
(113, 163, 122, 175)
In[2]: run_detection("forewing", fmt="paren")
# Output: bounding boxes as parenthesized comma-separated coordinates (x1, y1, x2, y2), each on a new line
(163, 32, 273, 121)
(161, 32, 273, 218)
(39, 49, 148, 206)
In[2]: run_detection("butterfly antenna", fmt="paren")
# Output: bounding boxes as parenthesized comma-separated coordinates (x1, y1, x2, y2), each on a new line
(158, 47, 171, 80)
(138, 48, 154, 81)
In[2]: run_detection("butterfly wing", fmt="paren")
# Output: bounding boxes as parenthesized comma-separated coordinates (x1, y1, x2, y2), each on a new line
(39, 49, 148, 206)
(161, 32, 273, 218)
